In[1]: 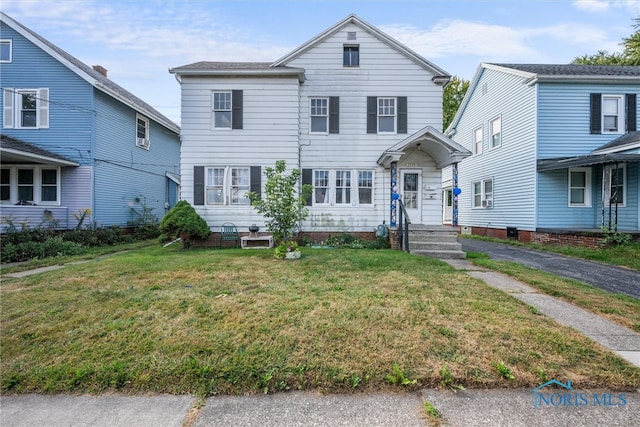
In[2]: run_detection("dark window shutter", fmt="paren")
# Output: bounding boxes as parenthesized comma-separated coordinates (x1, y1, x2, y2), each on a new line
(302, 168, 313, 206)
(232, 90, 243, 129)
(367, 96, 377, 134)
(397, 96, 407, 134)
(626, 93, 636, 132)
(194, 166, 204, 205)
(590, 93, 601, 134)
(250, 166, 261, 197)
(329, 96, 339, 134)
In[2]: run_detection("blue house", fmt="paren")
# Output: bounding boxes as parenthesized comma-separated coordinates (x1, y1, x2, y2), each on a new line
(0, 12, 180, 231)
(446, 64, 639, 244)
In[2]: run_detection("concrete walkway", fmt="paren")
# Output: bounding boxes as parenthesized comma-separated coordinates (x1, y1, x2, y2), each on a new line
(1, 257, 639, 426)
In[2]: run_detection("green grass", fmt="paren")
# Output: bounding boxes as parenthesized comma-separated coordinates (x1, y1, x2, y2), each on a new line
(463, 235, 640, 270)
(1, 246, 638, 396)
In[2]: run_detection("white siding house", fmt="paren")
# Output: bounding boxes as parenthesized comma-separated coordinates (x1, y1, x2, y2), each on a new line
(170, 14, 470, 239)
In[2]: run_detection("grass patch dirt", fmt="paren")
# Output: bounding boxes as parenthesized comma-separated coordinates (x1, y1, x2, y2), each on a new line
(2, 246, 638, 396)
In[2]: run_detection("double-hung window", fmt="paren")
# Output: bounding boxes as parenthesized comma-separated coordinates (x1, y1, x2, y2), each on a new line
(1, 167, 59, 205)
(213, 91, 232, 128)
(490, 117, 501, 148)
(358, 171, 373, 205)
(0, 39, 12, 63)
(206, 167, 226, 204)
(590, 93, 635, 134)
(472, 178, 493, 208)
(3, 88, 49, 129)
(136, 114, 150, 149)
(474, 127, 483, 155)
(310, 98, 328, 133)
(230, 167, 250, 205)
(378, 97, 396, 133)
(205, 166, 251, 205)
(335, 170, 351, 205)
(314, 170, 330, 205)
(602, 95, 622, 133)
(604, 164, 626, 206)
(568, 168, 591, 207)
(0, 169, 10, 201)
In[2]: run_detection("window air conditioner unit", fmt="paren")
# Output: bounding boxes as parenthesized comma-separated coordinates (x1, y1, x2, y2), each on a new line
(482, 199, 493, 208)
(137, 137, 149, 148)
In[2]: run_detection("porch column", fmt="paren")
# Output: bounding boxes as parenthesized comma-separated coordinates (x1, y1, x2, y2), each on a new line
(390, 161, 398, 227)
(452, 163, 460, 227)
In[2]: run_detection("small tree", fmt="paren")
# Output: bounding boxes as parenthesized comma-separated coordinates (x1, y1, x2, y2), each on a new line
(159, 201, 210, 249)
(247, 160, 313, 243)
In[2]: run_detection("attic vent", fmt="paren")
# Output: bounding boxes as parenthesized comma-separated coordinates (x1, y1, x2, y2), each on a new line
(347, 32, 357, 40)
(482, 83, 488, 95)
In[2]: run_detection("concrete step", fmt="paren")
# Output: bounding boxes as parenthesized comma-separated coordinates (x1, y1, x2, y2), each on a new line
(411, 249, 467, 260)
(409, 233, 460, 243)
(409, 241, 464, 251)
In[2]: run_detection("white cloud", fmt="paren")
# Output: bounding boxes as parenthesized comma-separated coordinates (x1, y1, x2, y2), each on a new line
(573, 0, 640, 13)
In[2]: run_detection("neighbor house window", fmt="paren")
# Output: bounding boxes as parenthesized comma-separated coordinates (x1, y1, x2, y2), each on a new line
(3, 88, 49, 129)
(474, 127, 483, 155)
(490, 117, 501, 148)
(604, 164, 626, 206)
(378, 97, 396, 133)
(136, 114, 150, 149)
(0, 39, 12, 63)
(602, 95, 623, 133)
(568, 168, 591, 207)
(310, 98, 328, 133)
(358, 170, 373, 205)
(1, 169, 10, 201)
(213, 91, 232, 128)
(343, 45, 359, 67)
(230, 167, 250, 205)
(314, 170, 330, 204)
(472, 178, 493, 208)
(335, 170, 351, 205)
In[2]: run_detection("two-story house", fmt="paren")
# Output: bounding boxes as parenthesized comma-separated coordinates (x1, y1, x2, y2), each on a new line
(446, 63, 639, 244)
(0, 12, 180, 231)
(169, 14, 470, 245)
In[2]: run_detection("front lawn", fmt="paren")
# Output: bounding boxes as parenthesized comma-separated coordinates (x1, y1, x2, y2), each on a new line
(1, 246, 638, 396)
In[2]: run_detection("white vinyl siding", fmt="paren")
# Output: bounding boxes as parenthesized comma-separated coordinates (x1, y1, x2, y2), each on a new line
(568, 168, 591, 207)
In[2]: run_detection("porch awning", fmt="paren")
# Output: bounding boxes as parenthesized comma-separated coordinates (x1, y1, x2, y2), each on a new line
(1, 134, 79, 166)
(377, 125, 471, 168)
(537, 153, 640, 172)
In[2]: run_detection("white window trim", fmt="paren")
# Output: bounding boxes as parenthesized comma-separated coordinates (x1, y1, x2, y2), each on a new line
(212, 91, 232, 130)
(136, 113, 150, 149)
(603, 164, 627, 207)
(312, 169, 375, 207)
(343, 44, 359, 67)
(568, 167, 592, 207)
(490, 116, 502, 149)
(309, 97, 329, 134)
(377, 97, 396, 134)
(473, 126, 483, 155)
(1, 166, 60, 206)
(0, 39, 12, 63)
(204, 166, 251, 206)
(601, 94, 625, 135)
(3, 88, 49, 129)
(472, 178, 493, 209)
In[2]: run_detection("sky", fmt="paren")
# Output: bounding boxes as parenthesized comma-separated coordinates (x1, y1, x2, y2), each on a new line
(2, 0, 639, 126)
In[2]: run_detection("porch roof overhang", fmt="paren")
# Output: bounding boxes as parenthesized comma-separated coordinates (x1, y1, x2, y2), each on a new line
(377, 125, 471, 169)
(537, 153, 640, 171)
(0, 135, 79, 167)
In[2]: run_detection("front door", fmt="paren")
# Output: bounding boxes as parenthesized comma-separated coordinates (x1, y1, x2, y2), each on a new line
(443, 188, 453, 224)
(400, 170, 421, 223)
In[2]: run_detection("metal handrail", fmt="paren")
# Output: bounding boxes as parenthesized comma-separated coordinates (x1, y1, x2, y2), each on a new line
(397, 199, 410, 252)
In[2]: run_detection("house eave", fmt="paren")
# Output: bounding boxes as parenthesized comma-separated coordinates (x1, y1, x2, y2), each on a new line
(169, 67, 307, 83)
(537, 153, 640, 171)
(0, 148, 79, 167)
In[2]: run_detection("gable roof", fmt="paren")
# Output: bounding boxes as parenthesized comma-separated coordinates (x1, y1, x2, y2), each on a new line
(271, 14, 450, 82)
(446, 63, 640, 135)
(0, 12, 179, 134)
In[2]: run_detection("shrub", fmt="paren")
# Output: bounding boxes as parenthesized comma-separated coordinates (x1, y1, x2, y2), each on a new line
(159, 201, 210, 249)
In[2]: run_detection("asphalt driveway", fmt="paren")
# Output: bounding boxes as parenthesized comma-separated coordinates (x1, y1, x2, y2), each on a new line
(459, 237, 640, 300)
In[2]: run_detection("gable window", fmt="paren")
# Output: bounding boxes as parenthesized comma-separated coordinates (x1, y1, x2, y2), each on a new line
(136, 114, 150, 149)
(604, 164, 626, 206)
(3, 88, 49, 129)
(472, 178, 493, 209)
(343, 45, 359, 67)
(490, 117, 501, 148)
(314, 170, 330, 204)
(378, 97, 396, 133)
(590, 93, 636, 134)
(358, 171, 373, 205)
(310, 98, 328, 133)
(335, 170, 351, 204)
(474, 127, 483, 155)
(0, 39, 12, 63)
(568, 168, 591, 207)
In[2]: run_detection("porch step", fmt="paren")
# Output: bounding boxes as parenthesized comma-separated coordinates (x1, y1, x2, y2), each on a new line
(406, 225, 466, 260)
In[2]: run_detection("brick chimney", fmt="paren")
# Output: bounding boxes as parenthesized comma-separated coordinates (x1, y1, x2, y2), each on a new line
(92, 65, 108, 77)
